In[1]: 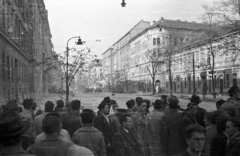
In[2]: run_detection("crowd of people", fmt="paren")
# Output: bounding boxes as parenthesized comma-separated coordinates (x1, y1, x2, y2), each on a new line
(0, 84, 240, 156)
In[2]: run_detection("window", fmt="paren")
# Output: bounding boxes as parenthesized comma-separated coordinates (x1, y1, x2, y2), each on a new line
(2, 52, 5, 81)
(153, 38, 156, 45)
(7, 55, 10, 81)
(226, 74, 230, 88)
(157, 38, 160, 45)
(11, 57, 14, 82)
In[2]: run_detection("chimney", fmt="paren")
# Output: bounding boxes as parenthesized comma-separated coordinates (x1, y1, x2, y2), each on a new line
(153, 21, 156, 25)
(161, 17, 164, 20)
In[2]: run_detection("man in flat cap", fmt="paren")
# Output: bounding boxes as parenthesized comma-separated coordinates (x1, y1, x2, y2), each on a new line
(220, 85, 240, 117)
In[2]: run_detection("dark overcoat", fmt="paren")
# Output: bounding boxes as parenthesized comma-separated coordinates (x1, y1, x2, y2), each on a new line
(225, 132, 240, 156)
(209, 131, 227, 156)
(195, 106, 206, 127)
(162, 109, 183, 156)
(94, 111, 114, 155)
(174, 150, 209, 156)
(113, 127, 143, 156)
(179, 112, 197, 152)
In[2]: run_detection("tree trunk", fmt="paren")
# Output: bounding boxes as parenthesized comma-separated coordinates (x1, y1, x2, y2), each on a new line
(211, 54, 216, 98)
(169, 64, 173, 96)
(152, 76, 155, 94)
(66, 83, 69, 102)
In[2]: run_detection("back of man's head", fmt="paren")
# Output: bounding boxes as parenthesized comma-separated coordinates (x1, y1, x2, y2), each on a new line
(135, 97, 143, 106)
(57, 100, 64, 108)
(45, 101, 54, 112)
(22, 99, 33, 109)
(42, 116, 60, 134)
(184, 124, 206, 139)
(71, 100, 81, 110)
(126, 99, 135, 109)
(81, 109, 95, 124)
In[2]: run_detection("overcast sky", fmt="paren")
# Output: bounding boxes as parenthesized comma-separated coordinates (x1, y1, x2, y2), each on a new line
(44, 0, 216, 58)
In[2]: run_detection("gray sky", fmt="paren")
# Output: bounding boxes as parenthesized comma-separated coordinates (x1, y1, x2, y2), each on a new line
(44, 0, 216, 58)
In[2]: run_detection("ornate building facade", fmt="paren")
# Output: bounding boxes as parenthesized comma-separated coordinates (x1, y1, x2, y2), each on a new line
(0, 0, 54, 105)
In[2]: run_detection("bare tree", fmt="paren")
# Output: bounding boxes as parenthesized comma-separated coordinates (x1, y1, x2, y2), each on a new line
(200, 5, 224, 98)
(58, 48, 95, 101)
(145, 48, 162, 94)
(160, 31, 186, 95)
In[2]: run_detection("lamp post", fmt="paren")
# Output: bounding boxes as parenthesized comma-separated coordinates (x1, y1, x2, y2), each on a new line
(121, 0, 126, 7)
(66, 36, 83, 102)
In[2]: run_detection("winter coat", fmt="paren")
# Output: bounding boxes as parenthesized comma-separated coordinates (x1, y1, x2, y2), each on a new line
(0, 146, 34, 156)
(220, 97, 240, 117)
(109, 114, 120, 134)
(204, 125, 218, 155)
(145, 109, 165, 156)
(61, 111, 82, 138)
(195, 106, 207, 127)
(162, 109, 183, 156)
(72, 126, 106, 156)
(225, 132, 240, 156)
(173, 150, 209, 156)
(209, 131, 227, 156)
(34, 112, 48, 135)
(132, 111, 152, 156)
(94, 111, 114, 155)
(28, 139, 94, 156)
(113, 126, 143, 156)
(179, 112, 198, 152)
(29, 139, 73, 156)
(20, 109, 36, 150)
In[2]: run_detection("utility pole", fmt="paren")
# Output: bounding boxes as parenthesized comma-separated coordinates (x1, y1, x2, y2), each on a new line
(192, 52, 196, 95)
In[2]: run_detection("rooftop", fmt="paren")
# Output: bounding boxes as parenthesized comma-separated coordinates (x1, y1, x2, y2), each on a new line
(151, 17, 208, 30)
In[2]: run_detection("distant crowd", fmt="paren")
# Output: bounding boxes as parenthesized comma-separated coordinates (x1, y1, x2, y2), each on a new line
(0, 84, 240, 156)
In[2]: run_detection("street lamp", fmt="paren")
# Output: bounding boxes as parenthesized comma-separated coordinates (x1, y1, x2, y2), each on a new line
(66, 36, 84, 101)
(121, 0, 126, 7)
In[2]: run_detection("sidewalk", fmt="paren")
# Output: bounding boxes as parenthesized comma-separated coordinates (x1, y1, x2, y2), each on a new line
(136, 92, 229, 102)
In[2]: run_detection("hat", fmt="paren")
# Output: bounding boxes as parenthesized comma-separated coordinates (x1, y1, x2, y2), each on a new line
(6, 100, 19, 112)
(161, 95, 168, 99)
(98, 102, 108, 110)
(126, 99, 135, 107)
(189, 95, 201, 104)
(103, 97, 111, 104)
(0, 111, 30, 138)
(228, 85, 240, 94)
(168, 96, 179, 107)
(152, 99, 162, 108)
(117, 108, 128, 114)
(110, 99, 117, 105)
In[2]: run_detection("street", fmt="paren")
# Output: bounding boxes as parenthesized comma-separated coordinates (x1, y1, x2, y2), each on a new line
(42, 92, 217, 112)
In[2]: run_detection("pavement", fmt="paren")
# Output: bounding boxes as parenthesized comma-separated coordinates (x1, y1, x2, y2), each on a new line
(136, 92, 229, 102)
(40, 92, 218, 112)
